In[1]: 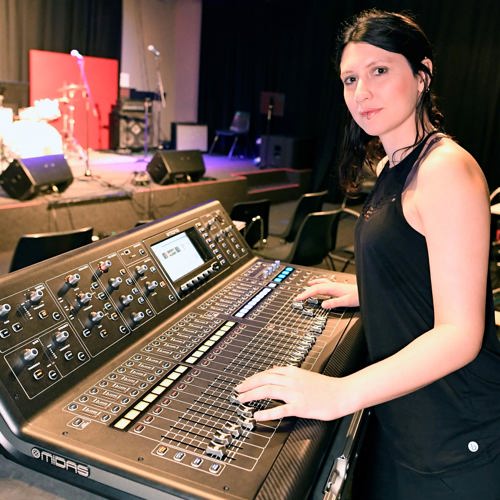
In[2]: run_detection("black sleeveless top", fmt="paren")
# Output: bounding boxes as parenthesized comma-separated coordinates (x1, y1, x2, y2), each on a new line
(355, 134, 500, 473)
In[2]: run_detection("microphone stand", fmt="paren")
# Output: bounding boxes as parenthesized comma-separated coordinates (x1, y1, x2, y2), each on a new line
(153, 53, 166, 149)
(75, 55, 98, 177)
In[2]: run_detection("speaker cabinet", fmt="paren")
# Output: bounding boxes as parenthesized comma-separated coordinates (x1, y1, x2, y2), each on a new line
(109, 103, 152, 151)
(261, 135, 314, 169)
(171, 123, 208, 151)
(0, 154, 73, 200)
(147, 150, 206, 185)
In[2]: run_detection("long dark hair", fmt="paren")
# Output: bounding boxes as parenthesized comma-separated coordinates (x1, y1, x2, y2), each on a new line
(336, 9, 444, 193)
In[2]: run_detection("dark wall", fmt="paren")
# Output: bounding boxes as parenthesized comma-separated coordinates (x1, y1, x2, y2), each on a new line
(198, 0, 499, 192)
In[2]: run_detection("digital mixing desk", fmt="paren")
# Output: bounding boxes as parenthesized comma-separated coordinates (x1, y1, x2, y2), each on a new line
(0, 200, 365, 499)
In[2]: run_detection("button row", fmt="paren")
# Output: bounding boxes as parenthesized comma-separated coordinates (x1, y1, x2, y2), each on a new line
(112, 364, 189, 430)
(234, 287, 272, 318)
(184, 321, 236, 364)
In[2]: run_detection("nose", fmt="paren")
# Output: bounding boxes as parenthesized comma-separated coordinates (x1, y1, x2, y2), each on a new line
(354, 79, 371, 102)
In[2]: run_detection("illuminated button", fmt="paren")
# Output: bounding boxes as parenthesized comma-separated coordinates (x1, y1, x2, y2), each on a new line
(38, 310, 49, 319)
(199, 345, 210, 352)
(134, 401, 149, 411)
(210, 334, 221, 341)
(156, 445, 168, 456)
(205, 340, 215, 347)
(134, 424, 145, 433)
(152, 406, 163, 415)
(152, 386, 165, 395)
(191, 351, 203, 359)
(209, 463, 221, 474)
(33, 369, 44, 381)
(143, 393, 158, 403)
(175, 365, 188, 374)
(167, 372, 181, 381)
(185, 356, 197, 364)
(125, 409, 140, 420)
(160, 379, 174, 388)
(113, 418, 130, 430)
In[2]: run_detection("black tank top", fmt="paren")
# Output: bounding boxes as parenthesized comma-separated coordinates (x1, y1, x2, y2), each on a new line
(355, 134, 500, 473)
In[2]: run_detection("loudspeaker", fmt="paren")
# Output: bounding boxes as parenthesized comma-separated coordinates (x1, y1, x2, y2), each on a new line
(261, 135, 314, 169)
(171, 123, 208, 151)
(109, 103, 152, 151)
(0, 154, 73, 200)
(147, 150, 206, 185)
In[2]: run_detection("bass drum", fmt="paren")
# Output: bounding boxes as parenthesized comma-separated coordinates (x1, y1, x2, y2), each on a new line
(1, 120, 63, 162)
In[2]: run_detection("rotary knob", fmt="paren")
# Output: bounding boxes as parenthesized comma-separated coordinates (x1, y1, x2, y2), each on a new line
(54, 329, 69, 344)
(135, 264, 148, 278)
(28, 289, 44, 305)
(130, 311, 145, 324)
(73, 292, 92, 313)
(86, 310, 104, 328)
(108, 276, 122, 291)
(0, 303, 11, 319)
(120, 294, 134, 307)
(22, 348, 38, 363)
(145, 280, 158, 294)
(65, 274, 81, 286)
(96, 260, 112, 276)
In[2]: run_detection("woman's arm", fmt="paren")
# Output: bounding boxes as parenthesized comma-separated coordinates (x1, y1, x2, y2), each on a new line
(237, 143, 491, 422)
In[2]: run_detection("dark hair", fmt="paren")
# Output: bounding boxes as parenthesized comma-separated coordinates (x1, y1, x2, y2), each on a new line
(336, 9, 444, 193)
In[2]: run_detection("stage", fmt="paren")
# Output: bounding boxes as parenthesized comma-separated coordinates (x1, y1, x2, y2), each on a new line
(0, 150, 312, 274)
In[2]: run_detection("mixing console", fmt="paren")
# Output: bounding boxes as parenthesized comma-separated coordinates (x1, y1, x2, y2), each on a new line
(0, 200, 365, 499)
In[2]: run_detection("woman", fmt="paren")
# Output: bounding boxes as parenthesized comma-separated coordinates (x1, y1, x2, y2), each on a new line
(236, 9, 500, 499)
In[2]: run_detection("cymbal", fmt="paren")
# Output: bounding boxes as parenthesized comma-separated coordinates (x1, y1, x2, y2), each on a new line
(58, 83, 85, 93)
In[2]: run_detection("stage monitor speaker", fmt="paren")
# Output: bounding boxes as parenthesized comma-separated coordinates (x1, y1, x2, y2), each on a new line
(0, 154, 73, 200)
(147, 150, 206, 185)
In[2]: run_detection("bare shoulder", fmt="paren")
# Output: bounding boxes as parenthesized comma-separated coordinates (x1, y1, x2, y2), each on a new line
(417, 137, 489, 198)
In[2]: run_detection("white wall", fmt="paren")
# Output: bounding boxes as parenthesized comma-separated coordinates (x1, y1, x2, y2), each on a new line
(121, 0, 201, 143)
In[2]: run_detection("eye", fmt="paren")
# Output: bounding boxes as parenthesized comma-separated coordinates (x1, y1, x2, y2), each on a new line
(343, 75, 357, 86)
(373, 66, 388, 76)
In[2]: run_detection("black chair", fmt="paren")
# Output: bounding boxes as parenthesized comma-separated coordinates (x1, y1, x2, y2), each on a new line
(208, 111, 250, 159)
(327, 208, 360, 272)
(256, 210, 340, 267)
(230, 199, 270, 249)
(270, 190, 328, 243)
(9, 227, 94, 272)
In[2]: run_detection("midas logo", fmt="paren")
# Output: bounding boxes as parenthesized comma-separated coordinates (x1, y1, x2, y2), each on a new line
(31, 447, 90, 477)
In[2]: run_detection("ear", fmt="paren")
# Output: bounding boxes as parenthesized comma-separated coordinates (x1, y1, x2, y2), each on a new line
(418, 57, 433, 93)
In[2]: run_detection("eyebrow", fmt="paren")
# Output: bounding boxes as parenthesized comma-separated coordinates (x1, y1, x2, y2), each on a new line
(340, 59, 390, 79)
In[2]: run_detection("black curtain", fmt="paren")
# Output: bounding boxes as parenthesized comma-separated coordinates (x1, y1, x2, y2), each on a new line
(198, 0, 499, 195)
(0, 0, 122, 83)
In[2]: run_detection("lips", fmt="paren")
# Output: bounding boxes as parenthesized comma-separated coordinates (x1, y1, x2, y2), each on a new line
(360, 108, 381, 120)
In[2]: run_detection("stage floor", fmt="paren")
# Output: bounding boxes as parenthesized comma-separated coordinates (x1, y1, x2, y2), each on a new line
(0, 150, 258, 207)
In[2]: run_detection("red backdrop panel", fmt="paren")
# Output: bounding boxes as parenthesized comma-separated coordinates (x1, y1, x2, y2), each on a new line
(29, 49, 118, 150)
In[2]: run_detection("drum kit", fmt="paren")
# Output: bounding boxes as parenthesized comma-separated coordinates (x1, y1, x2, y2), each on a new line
(0, 83, 89, 173)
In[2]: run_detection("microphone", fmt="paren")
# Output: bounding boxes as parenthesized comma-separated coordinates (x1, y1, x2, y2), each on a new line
(70, 49, 83, 60)
(147, 44, 160, 57)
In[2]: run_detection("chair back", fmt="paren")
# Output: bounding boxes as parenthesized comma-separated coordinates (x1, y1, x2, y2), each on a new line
(230, 199, 270, 248)
(282, 190, 328, 243)
(230, 111, 250, 134)
(10, 227, 94, 272)
(287, 210, 340, 266)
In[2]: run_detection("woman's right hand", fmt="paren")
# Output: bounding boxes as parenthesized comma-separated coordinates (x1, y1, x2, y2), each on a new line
(295, 277, 359, 309)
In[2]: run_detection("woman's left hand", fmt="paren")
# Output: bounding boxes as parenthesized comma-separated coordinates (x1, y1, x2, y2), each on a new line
(236, 366, 349, 421)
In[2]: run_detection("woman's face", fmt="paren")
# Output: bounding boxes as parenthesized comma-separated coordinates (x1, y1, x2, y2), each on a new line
(340, 42, 424, 144)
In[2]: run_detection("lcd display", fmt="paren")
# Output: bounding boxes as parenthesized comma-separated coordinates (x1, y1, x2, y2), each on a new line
(150, 230, 206, 282)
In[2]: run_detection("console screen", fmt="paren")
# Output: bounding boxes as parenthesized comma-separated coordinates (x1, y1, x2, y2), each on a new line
(150, 229, 207, 282)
